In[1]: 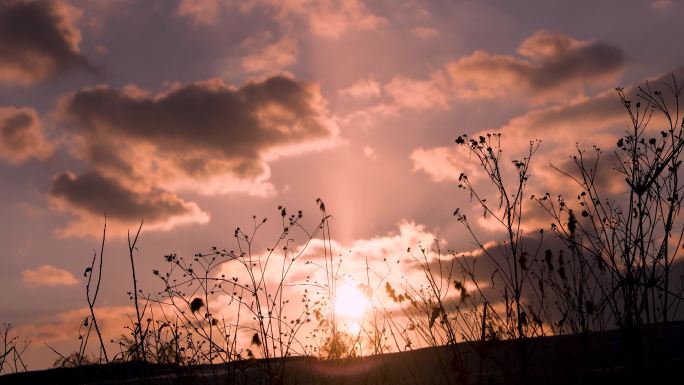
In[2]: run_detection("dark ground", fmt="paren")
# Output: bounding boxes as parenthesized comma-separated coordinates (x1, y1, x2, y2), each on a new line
(2, 322, 683, 385)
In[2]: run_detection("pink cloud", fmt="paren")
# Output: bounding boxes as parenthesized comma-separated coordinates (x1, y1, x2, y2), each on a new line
(14, 306, 134, 357)
(339, 30, 626, 130)
(176, 0, 222, 26)
(0, 0, 92, 84)
(215, 220, 441, 300)
(411, 26, 439, 39)
(410, 146, 485, 183)
(411, 67, 684, 234)
(446, 31, 626, 101)
(179, 0, 385, 38)
(305, 0, 386, 39)
(240, 31, 298, 75)
(283, 220, 443, 291)
(363, 145, 377, 160)
(21, 265, 78, 287)
(652, 0, 673, 10)
(0, 106, 53, 163)
(414, 68, 684, 180)
(383, 73, 451, 110)
(339, 76, 382, 100)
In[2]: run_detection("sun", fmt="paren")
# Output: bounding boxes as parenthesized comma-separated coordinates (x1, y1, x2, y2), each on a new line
(334, 279, 370, 321)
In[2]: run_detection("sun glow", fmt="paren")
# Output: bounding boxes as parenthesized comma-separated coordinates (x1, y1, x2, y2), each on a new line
(335, 280, 371, 321)
(347, 321, 362, 335)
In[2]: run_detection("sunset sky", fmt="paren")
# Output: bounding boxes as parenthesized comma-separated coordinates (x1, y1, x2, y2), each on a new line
(1, 0, 683, 369)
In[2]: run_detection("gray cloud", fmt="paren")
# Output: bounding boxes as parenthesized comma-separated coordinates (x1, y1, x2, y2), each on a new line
(496, 66, 684, 147)
(51, 75, 336, 235)
(49, 170, 208, 237)
(0, 106, 53, 163)
(411, 67, 684, 236)
(0, 0, 92, 84)
(354, 31, 627, 118)
(447, 31, 627, 100)
(417, 67, 684, 180)
(60, 76, 337, 187)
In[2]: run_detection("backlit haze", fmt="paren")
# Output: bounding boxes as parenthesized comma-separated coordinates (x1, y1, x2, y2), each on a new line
(1, 0, 683, 369)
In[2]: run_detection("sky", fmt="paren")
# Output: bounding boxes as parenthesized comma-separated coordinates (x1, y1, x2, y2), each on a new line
(1, 0, 683, 370)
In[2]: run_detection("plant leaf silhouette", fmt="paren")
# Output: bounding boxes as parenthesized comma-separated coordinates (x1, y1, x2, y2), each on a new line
(190, 298, 204, 313)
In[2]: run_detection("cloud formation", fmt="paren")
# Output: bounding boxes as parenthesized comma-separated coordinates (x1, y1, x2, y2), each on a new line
(411, 67, 684, 234)
(492, 67, 684, 152)
(178, 0, 385, 38)
(300, 0, 385, 39)
(219, 220, 441, 304)
(22, 264, 78, 287)
(337, 31, 627, 131)
(0, 106, 53, 163)
(447, 31, 627, 100)
(49, 170, 209, 237)
(411, 26, 439, 39)
(176, 0, 223, 26)
(60, 76, 337, 190)
(53, 75, 336, 236)
(0, 0, 91, 84)
(339, 76, 381, 100)
(410, 146, 483, 183)
(652, 0, 673, 10)
(241, 31, 297, 75)
(384, 73, 451, 110)
(16, 306, 133, 344)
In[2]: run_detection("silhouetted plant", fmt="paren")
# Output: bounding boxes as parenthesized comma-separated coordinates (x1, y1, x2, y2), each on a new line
(51, 351, 95, 368)
(453, 134, 545, 340)
(320, 330, 356, 360)
(73, 217, 110, 365)
(0, 323, 29, 374)
(144, 201, 339, 384)
(449, 134, 549, 384)
(399, 242, 472, 384)
(6, 77, 684, 385)
(535, 77, 684, 373)
(362, 257, 400, 356)
(123, 221, 150, 363)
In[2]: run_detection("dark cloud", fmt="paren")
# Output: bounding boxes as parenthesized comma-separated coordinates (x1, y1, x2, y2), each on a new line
(412, 67, 684, 238)
(414, 67, 684, 184)
(447, 31, 627, 100)
(497, 66, 684, 146)
(0, 0, 92, 84)
(0, 106, 53, 163)
(519, 31, 626, 90)
(51, 75, 336, 235)
(413, 234, 605, 327)
(52, 171, 190, 221)
(60, 76, 337, 190)
(49, 170, 208, 237)
(364, 31, 627, 112)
